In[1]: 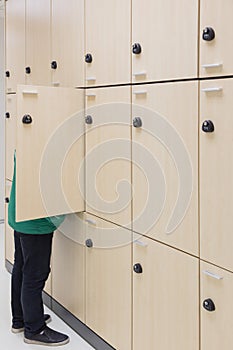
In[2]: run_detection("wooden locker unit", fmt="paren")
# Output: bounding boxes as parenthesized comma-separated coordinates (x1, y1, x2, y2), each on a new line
(85, 0, 131, 86)
(51, 0, 84, 88)
(5, 0, 25, 93)
(200, 0, 233, 78)
(200, 78, 233, 272)
(85, 213, 131, 350)
(132, 81, 198, 256)
(85, 86, 131, 227)
(16, 85, 84, 221)
(132, 0, 198, 83)
(52, 213, 85, 322)
(133, 235, 199, 350)
(25, 0, 51, 86)
(5, 181, 14, 265)
(201, 261, 233, 350)
(5, 94, 16, 181)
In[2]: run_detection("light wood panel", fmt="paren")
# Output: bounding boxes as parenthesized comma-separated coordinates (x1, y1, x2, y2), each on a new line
(85, 213, 131, 350)
(133, 235, 199, 350)
(85, 0, 131, 86)
(200, 78, 233, 271)
(132, 81, 198, 256)
(85, 86, 131, 227)
(5, 94, 16, 181)
(5, 181, 14, 265)
(16, 85, 84, 221)
(5, 0, 25, 93)
(51, 0, 84, 87)
(201, 261, 233, 350)
(200, 0, 233, 77)
(132, 0, 198, 83)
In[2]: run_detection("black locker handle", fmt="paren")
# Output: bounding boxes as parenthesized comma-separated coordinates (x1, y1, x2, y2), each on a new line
(22, 115, 33, 124)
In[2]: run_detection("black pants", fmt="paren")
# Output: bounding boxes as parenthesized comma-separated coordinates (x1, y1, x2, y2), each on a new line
(11, 230, 53, 337)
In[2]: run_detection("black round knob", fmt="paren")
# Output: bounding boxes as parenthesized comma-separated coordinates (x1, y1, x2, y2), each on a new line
(132, 43, 142, 55)
(51, 61, 57, 70)
(133, 117, 142, 128)
(22, 114, 33, 124)
(5, 197, 9, 204)
(133, 263, 143, 274)
(6, 71, 10, 78)
(85, 53, 93, 63)
(202, 27, 215, 41)
(5, 112, 10, 119)
(202, 120, 215, 133)
(85, 239, 93, 248)
(25, 66, 31, 74)
(85, 115, 93, 125)
(203, 298, 215, 312)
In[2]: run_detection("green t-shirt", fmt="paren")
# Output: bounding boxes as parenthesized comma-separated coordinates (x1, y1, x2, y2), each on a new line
(8, 153, 65, 234)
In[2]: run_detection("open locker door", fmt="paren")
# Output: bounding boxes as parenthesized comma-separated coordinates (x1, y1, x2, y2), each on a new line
(16, 85, 84, 221)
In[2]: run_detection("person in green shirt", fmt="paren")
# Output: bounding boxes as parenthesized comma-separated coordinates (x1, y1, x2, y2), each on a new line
(8, 153, 69, 346)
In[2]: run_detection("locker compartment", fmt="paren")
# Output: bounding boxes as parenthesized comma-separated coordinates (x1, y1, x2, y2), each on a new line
(200, 0, 233, 77)
(200, 78, 233, 271)
(133, 235, 199, 350)
(52, 213, 85, 322)
(25, 0, 51, 86)
(5, 94, 16, 181)
(132, 0, 198, 83)
(5, 0, 25, 93)
(85, 86, 131, 227)
(132, 81, 198, 256)
(85, 213, 131, 350)
(201, 261, 233, 350)
(5, 181, 14, 265)
(51, 0, 84, 88)
(16, 85, 84, 221)
(85, 0, 131, 86)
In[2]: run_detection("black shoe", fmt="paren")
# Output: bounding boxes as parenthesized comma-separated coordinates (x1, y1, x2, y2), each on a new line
(24, 326, 70, 346)
(11, 314, 52, 334)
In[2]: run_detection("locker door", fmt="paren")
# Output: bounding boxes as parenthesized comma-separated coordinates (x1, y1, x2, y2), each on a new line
(85, 0, 131, 86)
(51, 0, 84, 88)
(200, 78, 233, 271)
(132, 0, 198, 83)
(5, 181, 14, 265)
(5, 0, 25, 93)
(16, 85, 84, 221)
(201, 261, 233, 350)
(5, 94, 16, 181)
(85, 86, 131, 227)
(132, 82, 198, 255)
(85, 213, 131, 350)
(133, 235, 199, 350)
(200, 0, 233, 78)
(52, 213, 85, 322)
(25, 0, 51, 86)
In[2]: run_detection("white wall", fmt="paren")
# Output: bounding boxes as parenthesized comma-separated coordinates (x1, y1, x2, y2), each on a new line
(0, 1, 5, 221)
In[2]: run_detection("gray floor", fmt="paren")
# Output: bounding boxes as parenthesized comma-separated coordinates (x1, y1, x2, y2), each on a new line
(0, 223, 94, 350)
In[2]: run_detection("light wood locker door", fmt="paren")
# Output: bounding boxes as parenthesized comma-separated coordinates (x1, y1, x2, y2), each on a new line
(85, 0, 131, 87)
(5, 181, 14, 265)
(85, 86, 131, 227)
(5, 0, 25, 93)
(52, 213, 85, 322)
(132, 82, 198, 256)
(85, 213, 131, 350)
(16, 85, 84, 221)
(201, 261, 233, 350)
(132, 0, 198, 83)
(5, 94, 16, 181)
(25, 0, 51, 86)
(133, 235, 199, 350)
(200, 79, 233, 271)
(51, 0, 84, 88)
(200, 0, 233, 78)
